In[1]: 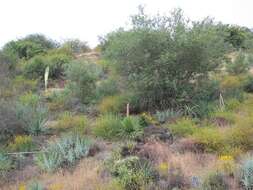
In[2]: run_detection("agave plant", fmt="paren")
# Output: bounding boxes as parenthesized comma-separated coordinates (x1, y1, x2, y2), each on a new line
(35, 134, 91, 172)
(155, 108, 182, 123)
(240, 158, 253, 190)
(120, 116, 143, 140)
(16, 102, 48, 135)
(0, 152, 13, 176)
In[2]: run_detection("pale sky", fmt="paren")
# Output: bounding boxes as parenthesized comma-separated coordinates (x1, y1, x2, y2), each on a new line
(0, 0, 252, 48)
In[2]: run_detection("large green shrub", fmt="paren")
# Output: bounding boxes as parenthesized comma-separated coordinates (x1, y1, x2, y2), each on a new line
(102, 8, 228, 111)
(65, 60, 101, 104)
(1, 34, 56, 68)
(24, 52, 72, 79)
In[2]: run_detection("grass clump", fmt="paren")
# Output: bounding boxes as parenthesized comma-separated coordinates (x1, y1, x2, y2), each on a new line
(93, 114, 122, 140)
(54, 112, 88, 133)
(98, 95, 128, 114)
(35, 134, 91, 172)
(202, 172, 229, 190)
(191, 127, 225, 153)
(8, 135, 34, 152)
(93, 115, 144, 140)
(167, 118, 197, 137)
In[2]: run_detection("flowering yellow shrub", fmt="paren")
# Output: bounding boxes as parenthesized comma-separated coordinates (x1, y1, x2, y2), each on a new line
(140, 112, 158, 126)
(48, 183, 63, 190)
(9, 135, 34, 152)
(157, 162, 169, 177)
(217, 155, 236, 175)
(18, 184, 26, 190)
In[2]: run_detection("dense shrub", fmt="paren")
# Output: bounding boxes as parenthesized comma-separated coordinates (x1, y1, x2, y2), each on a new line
(102, 8, 228, 111)
(98, 95, 128, 114)
(167, 118, 197, 137)
(23, 55, 47, 79)
(24, 53, 72, 80)
(202, 172, 229, 190)
(1, 34, 56, 71)
(96, 77, 119, 100)
(65, 60, 101, 104)
(240, 157, 253, 190)
(35, 134, 91, 172)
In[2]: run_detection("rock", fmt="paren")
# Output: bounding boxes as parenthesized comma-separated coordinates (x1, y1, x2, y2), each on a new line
(143, 125, 173, 144)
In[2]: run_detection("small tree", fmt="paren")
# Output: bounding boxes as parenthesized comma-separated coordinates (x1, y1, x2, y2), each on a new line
(102, 8, 228, 111)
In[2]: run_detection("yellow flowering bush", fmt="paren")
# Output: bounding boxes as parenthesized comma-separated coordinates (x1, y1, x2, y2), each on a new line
(140, 112, 158, 126)
(8, 135, 34, 152)
(217, 155, 236, 175)
(48, 183, 63, 190)
(157, 162, 169, 177)
(18, 184, 26, 190)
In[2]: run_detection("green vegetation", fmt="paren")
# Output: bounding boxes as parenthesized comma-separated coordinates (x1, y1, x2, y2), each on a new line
(8, 135, 34, 152)
(202, 172, 228, 190)
(35, 134, 91, 172)
(0, 153, 13, 177)
(167, 118, 197, 137)
(240, 157, 253, 189)
(2, 5, 253, 190)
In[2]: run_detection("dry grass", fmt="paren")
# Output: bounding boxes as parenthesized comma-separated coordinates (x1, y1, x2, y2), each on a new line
(137, 140, 218, 177)
(4, 158, 110, 190)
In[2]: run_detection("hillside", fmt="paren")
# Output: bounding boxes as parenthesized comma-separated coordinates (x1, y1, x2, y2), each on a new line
(1, 9, 253, 190)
